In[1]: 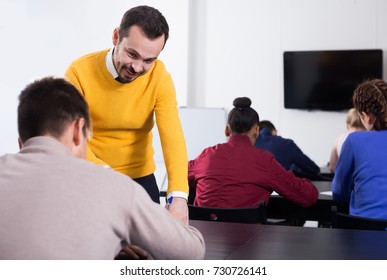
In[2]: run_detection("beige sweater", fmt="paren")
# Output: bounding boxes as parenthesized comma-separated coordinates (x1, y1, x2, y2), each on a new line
(0, 137, 205, 260)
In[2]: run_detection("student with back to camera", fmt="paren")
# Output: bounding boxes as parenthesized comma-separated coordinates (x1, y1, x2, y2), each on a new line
(329, 108, 365, 173)
(332, 79, 387, 219)
(254, 120, 320, 179)
(0, 77, 205, 260)
(188, 97, 318, 208)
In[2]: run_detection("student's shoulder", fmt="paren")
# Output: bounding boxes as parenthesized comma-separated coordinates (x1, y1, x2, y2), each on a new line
(75, 159, 138, 188)
(346, 130, 373, 142)
(197, 143, 223, 158)
(272, 135, 295, 147)
(254, 146, 276, 159)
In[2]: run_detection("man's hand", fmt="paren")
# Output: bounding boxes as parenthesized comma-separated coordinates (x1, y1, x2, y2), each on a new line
(166, 197, 189, 225)
(116, 245, 151, 260)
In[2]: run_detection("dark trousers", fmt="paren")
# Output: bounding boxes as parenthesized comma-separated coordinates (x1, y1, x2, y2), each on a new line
(133, 174, 160, 204)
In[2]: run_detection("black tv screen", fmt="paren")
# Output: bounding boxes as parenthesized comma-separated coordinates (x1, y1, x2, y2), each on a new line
(284, 49, 383, 111)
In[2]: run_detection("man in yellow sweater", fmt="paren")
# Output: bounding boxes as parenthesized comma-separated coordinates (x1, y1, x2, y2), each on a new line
(65, 5, 189, 223)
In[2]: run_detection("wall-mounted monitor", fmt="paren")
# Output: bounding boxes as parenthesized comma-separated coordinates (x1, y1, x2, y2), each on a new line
(284, 49, 383, 111)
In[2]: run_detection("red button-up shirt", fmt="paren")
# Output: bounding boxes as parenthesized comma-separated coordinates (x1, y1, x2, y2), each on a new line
(188, 135, 318, 208)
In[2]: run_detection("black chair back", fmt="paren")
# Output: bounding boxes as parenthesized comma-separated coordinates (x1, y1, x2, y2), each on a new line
(331, 206, 387, 231)
(188, 201, 267, 224)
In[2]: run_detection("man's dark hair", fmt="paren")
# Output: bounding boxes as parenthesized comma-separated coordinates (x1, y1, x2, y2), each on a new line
(119, 5, 169, 47)
(227, 97, 259, 134)
(258, 120, 276, 132)
(18, 77, 91, 143)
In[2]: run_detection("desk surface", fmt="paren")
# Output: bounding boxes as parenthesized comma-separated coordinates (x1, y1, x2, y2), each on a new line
(268, 180, 335, 224)
(312, 180, 332, 199)
(190, 220, 387, 260)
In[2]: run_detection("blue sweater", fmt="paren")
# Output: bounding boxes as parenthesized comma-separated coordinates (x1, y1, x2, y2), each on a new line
(254, 128, 320, 178)
(332, 130, 387, 219)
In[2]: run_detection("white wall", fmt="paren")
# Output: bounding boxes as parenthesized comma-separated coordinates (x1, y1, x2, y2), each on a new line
(189, 0, 387, 166)
(1, 0, 387, 168)
(0, 0, 189, 154)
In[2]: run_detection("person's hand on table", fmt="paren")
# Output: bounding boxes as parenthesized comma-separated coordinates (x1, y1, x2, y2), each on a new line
(166, 197, 189, 225)
(116, 244, 151, 260)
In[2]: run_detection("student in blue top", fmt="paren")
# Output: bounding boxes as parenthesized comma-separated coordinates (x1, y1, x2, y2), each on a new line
(332, 79, 387, 219)
(254, 120, 320, 179)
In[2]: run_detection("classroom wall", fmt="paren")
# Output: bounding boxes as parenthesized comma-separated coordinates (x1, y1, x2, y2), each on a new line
(0, 0, 189, 154)
(189, 0, 387, 166)
(1, 0, 387, 167)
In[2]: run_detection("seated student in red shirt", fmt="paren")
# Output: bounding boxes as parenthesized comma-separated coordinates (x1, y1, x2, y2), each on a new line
(188, 97, 318, 208)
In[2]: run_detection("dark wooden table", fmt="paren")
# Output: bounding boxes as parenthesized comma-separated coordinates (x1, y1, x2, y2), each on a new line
(190, 220, 387, 260)
(267, 180, 346, 226)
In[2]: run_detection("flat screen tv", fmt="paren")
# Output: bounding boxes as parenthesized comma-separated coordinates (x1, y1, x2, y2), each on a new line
(284, 49, 383, 111)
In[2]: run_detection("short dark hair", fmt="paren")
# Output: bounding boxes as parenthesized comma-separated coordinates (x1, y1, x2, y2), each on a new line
(119, 5, 169, 47)
(227, 97, 259, 134)
(258, 120, 276, 132)
(353, 79, 387, 131)
(18, 77, 91, 143)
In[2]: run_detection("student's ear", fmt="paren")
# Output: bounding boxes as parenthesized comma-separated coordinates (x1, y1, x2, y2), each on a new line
(253, 125, 259, 139)
(225, 125, 231, 137)
(70, 118, 88, 159)
(18, 138, 23, 150)
(359, 112, 376, 130)
(72, 118, 85, 147)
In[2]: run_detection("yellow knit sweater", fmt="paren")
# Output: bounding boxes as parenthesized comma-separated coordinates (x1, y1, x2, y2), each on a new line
(65, 49, 188, 194)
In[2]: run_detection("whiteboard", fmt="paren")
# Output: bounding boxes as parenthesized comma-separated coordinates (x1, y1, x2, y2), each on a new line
(153, 107, 227, 190)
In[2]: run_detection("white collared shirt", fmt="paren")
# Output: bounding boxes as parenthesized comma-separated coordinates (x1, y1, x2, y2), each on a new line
(105, 48, 119, 79)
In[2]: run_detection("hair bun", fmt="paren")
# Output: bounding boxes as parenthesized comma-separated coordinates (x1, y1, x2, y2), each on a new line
(233, 97, 251, 109)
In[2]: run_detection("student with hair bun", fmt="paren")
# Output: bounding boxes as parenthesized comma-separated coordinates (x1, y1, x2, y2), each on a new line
(332, 79, 387, 219)
(188, 97, 318, 208)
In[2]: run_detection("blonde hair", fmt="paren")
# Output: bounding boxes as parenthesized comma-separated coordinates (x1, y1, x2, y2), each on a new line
(346, 108, 365, 130)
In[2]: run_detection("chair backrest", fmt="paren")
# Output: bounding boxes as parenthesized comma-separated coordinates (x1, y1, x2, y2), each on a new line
(188, 201, 267, 224)
(331, 206, 387, 231)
